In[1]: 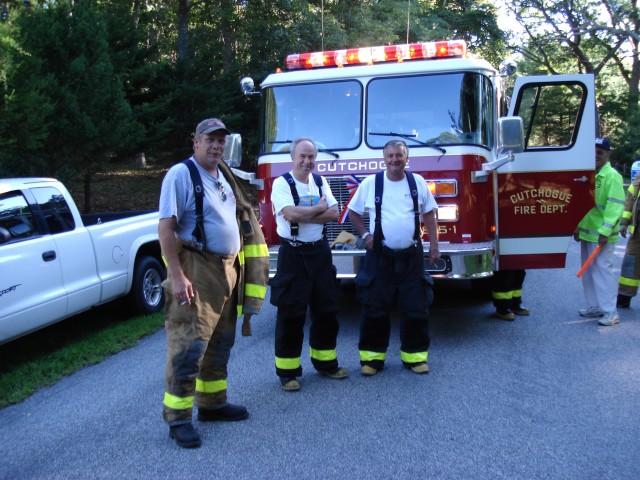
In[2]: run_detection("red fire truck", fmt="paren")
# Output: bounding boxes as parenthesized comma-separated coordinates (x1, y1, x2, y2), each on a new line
(228, 39, 596, 282)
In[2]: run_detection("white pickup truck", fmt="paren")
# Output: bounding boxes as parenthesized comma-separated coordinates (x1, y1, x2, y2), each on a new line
(0, 177, 165, 344)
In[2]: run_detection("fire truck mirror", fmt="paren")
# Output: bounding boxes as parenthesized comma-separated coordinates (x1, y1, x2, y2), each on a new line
(240, 76, 259, 96)
(497, 117, 524, 156)
(223, 133, 242, 167)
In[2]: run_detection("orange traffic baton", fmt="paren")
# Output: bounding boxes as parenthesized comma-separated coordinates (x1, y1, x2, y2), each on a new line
(576, 245, 601, 278)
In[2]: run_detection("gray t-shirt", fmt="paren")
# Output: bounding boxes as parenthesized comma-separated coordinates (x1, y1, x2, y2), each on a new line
(159, 158, 240, 255)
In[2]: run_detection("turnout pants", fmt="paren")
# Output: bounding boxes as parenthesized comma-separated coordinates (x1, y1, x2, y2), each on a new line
(619, 232, 640, 298)
(162, 249, 239, 425)
(492, 269, 526, 311)
(355, 244, 434, 369)
(270, 240, 340, 378)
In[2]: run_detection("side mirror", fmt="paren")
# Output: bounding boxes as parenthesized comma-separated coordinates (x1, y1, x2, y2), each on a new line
(240, 76, 259, 96)
(497, 117, 524, 155)
(223, 133, 242, 168)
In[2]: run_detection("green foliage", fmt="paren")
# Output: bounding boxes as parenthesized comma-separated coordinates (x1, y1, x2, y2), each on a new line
(0, 310, 164, 409)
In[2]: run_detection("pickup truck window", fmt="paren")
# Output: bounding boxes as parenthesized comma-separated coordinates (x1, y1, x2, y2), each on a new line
(31, 186, 76, 234)
(0, 191, 37, 244)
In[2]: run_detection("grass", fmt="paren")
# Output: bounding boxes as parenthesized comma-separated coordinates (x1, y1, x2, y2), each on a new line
(0, 301, 165, 409)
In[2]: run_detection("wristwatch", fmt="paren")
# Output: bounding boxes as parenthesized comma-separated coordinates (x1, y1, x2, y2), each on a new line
(361, 232, 371, 240)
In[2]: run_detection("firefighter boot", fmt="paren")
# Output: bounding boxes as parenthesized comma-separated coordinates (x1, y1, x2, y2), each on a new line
(169, 423, 201, 449)
(617, 294, 631, 308)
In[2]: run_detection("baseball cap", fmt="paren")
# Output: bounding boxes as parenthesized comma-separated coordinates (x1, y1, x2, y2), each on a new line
(595, 137, 610, 150)
(195, 118, 230, 137)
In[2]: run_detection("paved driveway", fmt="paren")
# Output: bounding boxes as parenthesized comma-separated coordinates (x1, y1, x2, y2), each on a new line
(1, 240, 638, 479)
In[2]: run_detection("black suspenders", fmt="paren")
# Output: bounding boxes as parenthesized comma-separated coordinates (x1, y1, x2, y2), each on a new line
(282, 172, 324, 239)
(373, 171, 421, 252)
(182, 159, 207, 252)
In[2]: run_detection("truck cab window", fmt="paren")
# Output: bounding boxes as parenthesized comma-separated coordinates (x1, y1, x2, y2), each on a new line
(31, 186, 75, 234)
(513, 82, 586, 150)
(366, 72, 494, 149)
(0, 192, 37, 244)
(263, 81, 362, 153)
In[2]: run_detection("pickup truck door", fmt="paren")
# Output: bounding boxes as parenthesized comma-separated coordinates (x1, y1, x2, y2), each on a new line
(0, 191, 67, 343)
(495, 74, 596, 270)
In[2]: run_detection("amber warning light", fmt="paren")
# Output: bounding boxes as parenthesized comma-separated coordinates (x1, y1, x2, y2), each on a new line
(285, 40, 467, 70)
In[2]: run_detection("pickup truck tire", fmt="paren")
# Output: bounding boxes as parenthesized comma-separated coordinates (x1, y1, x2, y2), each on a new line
(130, 255, 165, 315)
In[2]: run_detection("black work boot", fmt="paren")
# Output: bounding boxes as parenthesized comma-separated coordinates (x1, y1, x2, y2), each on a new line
(617, 294, 631, 308)
(169, 423, 201, 448)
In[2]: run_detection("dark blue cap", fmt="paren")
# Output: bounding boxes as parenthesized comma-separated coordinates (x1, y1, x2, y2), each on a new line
(595, 137, 610, 150)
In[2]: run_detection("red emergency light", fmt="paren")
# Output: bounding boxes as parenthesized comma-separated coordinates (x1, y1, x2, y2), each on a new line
(285, 40, 467, 70)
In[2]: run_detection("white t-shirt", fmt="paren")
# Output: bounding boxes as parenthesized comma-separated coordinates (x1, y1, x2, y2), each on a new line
(159, 158, 240, 255)
(271, 172, 337, 242)
(348, 172, 437, 250)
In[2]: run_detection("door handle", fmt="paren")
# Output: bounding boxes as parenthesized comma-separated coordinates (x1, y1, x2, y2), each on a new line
(573, 176, 588, 182)
(42, 250, 57, 262)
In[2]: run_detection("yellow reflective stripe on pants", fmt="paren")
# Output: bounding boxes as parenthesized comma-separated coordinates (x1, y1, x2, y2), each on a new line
(401, 350, 428, 364)
(196, 378, 227, 394)
(359, 350, 386, 362)
(620, 276, 640, 287)
(310, 347, 337, 362)
(492, 291, 512, 300)
(163, 392, 193, 410)
(245, 283, 267, 299)
(275, 356, 301, 370)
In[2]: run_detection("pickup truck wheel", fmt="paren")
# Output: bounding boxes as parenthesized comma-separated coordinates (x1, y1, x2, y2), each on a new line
(131, 256, 165, 314)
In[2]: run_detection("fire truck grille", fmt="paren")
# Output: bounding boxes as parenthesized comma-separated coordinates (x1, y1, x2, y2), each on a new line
(325, 176, 369, 242)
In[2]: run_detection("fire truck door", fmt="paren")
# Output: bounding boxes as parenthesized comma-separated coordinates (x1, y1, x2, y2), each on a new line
(495, 74, 596, 270)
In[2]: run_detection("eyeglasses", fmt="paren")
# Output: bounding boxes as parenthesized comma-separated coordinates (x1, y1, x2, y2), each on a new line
(213, 178, 227, 202)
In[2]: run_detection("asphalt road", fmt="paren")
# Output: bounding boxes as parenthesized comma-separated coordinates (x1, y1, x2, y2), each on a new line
(1, 239, 639, 480)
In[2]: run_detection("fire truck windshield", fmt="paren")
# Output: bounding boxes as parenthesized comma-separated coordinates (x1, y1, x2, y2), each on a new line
(261, 72, 494, 154)
(367, 72, 494, 149)
(263, 80, 362, 153)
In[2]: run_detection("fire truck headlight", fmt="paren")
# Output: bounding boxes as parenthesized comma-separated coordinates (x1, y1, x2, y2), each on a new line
(436, 204, 459, 221)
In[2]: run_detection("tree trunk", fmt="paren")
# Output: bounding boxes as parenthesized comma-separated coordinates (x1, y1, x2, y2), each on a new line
(135, 152, 147, 169)
(177, 0, 190, 62)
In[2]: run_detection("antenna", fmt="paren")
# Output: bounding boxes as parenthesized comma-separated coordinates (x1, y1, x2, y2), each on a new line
(406, 0, 411, 43)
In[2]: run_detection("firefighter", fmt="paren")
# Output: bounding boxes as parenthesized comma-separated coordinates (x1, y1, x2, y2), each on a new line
(491, 269, 529, 321)
(574, 137, 625, 326)
(617, 168, 640, 308)
(270, 137, 348, 391)
(158, 118, 269, 448)
(348, 140, 439, 376)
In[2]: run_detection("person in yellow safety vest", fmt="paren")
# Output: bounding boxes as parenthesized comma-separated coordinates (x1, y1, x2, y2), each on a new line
(617, 171, 640, 308)
(158, 118, 269, 449)
(574, 137, 625, 326)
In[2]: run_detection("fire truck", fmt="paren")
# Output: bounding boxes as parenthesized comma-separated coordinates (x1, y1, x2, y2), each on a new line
(228, 39, 596, 282)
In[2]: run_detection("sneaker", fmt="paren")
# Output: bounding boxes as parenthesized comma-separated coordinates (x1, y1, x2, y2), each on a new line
(579, 307, 605, 318)
(198, 403, 249, 422)
(617, 294, 631, 308)
(169, 423, 201, 449)
(280, 377, 300, 392)
(496, 309, 515, 321)
(360, 365, 378, 376)
(512, 305, 530, 316)
(407, 362, 429, 374)
(318, 367, 349, 379)
(598, 311, 620, 326)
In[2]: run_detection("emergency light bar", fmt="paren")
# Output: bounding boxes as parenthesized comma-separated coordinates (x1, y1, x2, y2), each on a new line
(285, 40, 467, 70)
